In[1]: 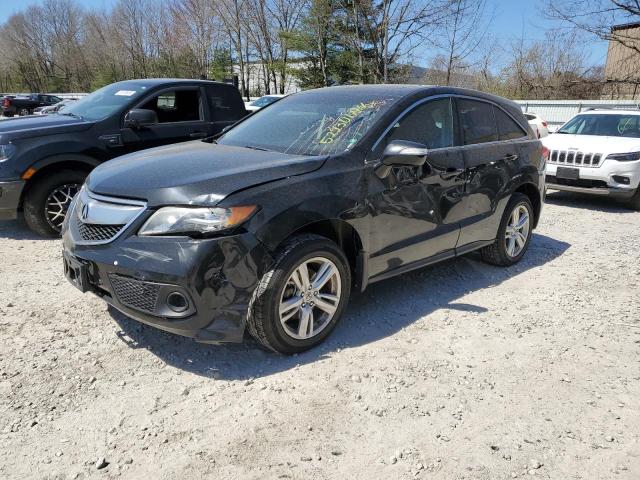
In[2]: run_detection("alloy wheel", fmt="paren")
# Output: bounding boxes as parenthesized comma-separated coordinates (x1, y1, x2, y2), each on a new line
(504, 204, 530, 258)
(279, 256, 342, 340)
(45, 183, 81, 232)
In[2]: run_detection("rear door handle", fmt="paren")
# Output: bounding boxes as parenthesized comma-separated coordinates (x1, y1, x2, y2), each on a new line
(189, 132, 207, 138)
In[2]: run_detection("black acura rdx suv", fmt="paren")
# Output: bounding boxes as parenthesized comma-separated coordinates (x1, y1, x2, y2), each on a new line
(62, 85, 545, 354)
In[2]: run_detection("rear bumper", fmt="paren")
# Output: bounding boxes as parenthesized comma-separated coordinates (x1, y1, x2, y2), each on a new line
(62, 229, 273, 343)
(0, 180, 25, 220)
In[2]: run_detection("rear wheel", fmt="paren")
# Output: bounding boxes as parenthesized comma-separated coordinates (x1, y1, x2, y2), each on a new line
(23, 170, 86, 237)
(247, 234, 351, 354)
(18, 107, 30, 116)
(481, 193, 533, 266)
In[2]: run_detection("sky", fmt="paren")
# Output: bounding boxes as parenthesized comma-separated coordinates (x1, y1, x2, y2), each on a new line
(0, 0, 610, 67)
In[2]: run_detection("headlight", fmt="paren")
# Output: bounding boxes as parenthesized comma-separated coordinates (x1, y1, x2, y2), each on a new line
(138, 206, 257, 236)
(606, 151, 640, 161)
(0, 144, 16, 162)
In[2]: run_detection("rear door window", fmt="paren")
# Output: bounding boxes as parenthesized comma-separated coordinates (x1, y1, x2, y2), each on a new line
(139, 89, 202, 123)
(207, 86, 246, 121)
(458, 99, 498, 145)
(494, 107, 527, 140)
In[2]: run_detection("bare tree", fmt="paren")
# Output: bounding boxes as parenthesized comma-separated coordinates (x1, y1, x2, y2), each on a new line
(429, 0, 491, 86)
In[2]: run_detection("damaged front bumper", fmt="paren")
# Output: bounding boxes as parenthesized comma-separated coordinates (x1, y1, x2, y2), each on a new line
(62, 230, 273, 343)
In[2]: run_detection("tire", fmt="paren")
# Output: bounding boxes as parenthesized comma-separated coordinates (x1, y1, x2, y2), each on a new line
(481, 193, 534, 267)
(628, 188, 640, 211)
(246, 234, 352, 354)
(18, 108, 30, 116)
(23, 169, 87, 237)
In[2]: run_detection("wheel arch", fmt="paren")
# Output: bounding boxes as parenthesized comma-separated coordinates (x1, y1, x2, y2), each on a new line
(20, 154, 99, 205)
(275, 219, 367, 291)
(514, 182, 542, 228)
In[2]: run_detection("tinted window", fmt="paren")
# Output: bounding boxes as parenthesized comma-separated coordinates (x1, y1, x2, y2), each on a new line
(139, 89, 201, 123)
(207, 86, 246, 121)
(558, 113, 640, 137)
(386, 98, 454, 149)
(458, 99, 498, 145)
(494, 107, 527, 140)
(219, 90, 398, 155)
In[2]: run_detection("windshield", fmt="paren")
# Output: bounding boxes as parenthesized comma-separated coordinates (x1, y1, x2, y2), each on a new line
(220, 90, 397, 155)
(61, 82, 151, 121)
(558, 113, 640, 137)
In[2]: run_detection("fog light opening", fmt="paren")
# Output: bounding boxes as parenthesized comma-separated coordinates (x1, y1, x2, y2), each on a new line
(166, 292, 189, 313)
(612, 175, 630, 185)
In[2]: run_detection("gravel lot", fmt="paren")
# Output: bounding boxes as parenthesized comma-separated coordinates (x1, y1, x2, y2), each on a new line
(1, 192, 639, 480)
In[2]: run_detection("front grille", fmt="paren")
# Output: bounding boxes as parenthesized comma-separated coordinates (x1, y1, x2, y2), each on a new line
(549, 149, 602, 167)
(109, 274, 160, 314)
(77, 221, 124, 242)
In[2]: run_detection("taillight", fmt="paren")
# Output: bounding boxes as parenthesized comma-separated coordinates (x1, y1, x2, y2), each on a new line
(541, 145, 550, 165)
(542, 121, 548, 127)
(2, 98, 10, 108)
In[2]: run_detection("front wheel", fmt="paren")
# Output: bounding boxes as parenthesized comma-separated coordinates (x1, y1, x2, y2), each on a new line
(23, 170, 87, 237)
(247, 234, 351, 354)
(481, 193, 534, 266)
(628, 188, 640, 210)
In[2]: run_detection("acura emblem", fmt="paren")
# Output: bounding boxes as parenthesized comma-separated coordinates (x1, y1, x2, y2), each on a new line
(81, 203, 89, 221)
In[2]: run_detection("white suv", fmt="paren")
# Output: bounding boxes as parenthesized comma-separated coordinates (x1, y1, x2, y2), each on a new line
(543, 109, 640, 209)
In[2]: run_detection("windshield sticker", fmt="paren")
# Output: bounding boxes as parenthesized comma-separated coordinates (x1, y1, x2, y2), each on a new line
(114, 90, 136, 97)
(318, 100, 389, 144)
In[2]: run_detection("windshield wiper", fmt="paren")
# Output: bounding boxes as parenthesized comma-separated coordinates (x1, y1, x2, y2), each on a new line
(242, 145, 271, 151)
(59, 112, 83, 120)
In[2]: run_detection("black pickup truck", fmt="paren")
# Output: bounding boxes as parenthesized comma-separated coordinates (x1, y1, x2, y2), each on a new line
(0, 79, 247, 236)
(2, 94, 63, 117)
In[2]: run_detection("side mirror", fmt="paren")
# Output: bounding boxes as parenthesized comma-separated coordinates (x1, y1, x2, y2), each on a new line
(124, 109, 158, 130)
(376, 140, 429, 178)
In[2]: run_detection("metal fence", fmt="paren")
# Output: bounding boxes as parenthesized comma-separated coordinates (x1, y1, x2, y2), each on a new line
(515, 99, 640, 131)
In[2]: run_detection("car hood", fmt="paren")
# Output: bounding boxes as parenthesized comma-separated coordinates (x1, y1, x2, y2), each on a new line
(0, 114, 92, 142)
(542, 133, 640, 153)
(87, 141, 327, 206)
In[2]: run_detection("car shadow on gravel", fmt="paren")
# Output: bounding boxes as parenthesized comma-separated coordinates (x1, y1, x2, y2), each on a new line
(545, 190, 637, 213)
(110, 233, 570, 380)
(0, 219, 49, 240)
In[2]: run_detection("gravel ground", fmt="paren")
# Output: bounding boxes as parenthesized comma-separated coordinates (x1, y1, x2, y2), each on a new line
(1, 191, 639, 480)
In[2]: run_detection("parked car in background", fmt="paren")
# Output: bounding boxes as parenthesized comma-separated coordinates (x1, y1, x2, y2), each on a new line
(245, 94, 287, 112)
(0, 79, 247, 236)
(62, 85, 544, 354)
(2, 94, 63, 117)
(543, 109, 640, 209)
(33, 99, 77, 115)
(525, 112, 549, 138)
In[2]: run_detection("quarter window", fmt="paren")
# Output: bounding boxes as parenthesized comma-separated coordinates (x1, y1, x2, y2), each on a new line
(458, 99, 498, 145)
(494, 107, 527, 140)
(385, 98, 454, 149)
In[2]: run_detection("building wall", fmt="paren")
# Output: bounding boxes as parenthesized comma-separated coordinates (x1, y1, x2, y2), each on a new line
(604, 25, 640, 99)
